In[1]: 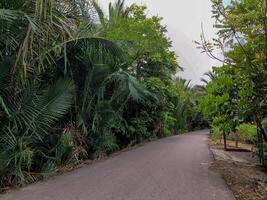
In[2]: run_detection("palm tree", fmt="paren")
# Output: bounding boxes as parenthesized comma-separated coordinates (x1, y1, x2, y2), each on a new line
(0, 0, 126, 188)
(0, 62, 75, 186)
(0, 0, 123, 79)
(200, 71, 216, 85)
(108, 0, 129, 20)
(92, 0, 129, 29)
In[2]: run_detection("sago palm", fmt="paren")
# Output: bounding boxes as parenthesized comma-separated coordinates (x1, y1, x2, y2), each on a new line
(0, 62, 75, 188)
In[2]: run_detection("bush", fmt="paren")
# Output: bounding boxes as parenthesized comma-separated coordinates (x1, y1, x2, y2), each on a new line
(127, 116, 152, 143)
(210, 127, 222, 142)
(236, 123, 257, 144)
(90, 132, 119, 158)
(262, 118, 267, 129)
(158, 111, 176, 137)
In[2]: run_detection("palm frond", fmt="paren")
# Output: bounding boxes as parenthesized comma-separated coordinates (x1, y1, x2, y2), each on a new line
(101, 71, 156, 104)
(92, 1, 106, 27)
(7, 79, 75, 138)
(33, 79, 75, 133)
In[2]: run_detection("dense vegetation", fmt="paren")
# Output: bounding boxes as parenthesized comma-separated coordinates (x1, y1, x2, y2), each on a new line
(0, 0, 206, 190)
(198, 0, 267, 166)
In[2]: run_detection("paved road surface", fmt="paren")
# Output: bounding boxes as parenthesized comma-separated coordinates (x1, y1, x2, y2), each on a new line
(1, 130, 234, 200)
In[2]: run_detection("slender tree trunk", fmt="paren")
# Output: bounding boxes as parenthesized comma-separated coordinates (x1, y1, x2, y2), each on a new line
(136, 61, 141, 80)
(257, 125, 265, 165)
(223, 131, 227, 151)
(257, 125, 262, 163)
(235, 137, 238, 148)
(264, 0, 267, 72)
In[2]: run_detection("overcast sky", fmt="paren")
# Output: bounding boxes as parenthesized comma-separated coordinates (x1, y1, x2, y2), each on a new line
(98, 0, 228, 85)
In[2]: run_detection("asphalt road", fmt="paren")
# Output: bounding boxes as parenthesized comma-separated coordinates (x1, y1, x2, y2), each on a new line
(1, 130, 234, 200)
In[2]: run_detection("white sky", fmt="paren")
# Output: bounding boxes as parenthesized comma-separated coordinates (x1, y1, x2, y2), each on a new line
(98, 0, 221, 85)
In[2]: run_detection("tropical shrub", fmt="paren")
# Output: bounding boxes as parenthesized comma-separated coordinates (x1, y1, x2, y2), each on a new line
(262, 118, 267, 129)
(236, 124, 257, 144)
(210, 127, 222, 142)
(0, 77, 75, 187)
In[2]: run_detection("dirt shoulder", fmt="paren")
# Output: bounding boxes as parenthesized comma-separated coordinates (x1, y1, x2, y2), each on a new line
(210, 141, 267, 200)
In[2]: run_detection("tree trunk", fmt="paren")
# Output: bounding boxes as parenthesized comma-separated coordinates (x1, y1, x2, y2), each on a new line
(136, 62, 141, 80)
(235, 139, 238, 148)
(223, 131, 227, 151)
(263, 0, 267, 72)
(257, 125, 265, 165)
(257, 126, 262, 163)
(235, 133, 239, 148)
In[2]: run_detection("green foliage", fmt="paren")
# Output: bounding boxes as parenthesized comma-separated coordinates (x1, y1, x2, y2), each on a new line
(0, 0, 205, 190)
(199, 0, 267, 163)
(145, 77, 206, 134)
(236, 124, 257, 144)
(159, 111, 176, 137)
(199, 66, 239, 138)
(210, 127, 222, 142)
(262, 118, 267, 129)
(96, 3, 179, 81)
(90, 132, 119, 158)
(127, 113, 152, 143)
(0, 77, 75, 188)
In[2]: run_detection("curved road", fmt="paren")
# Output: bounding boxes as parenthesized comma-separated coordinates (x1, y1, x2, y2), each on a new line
(2, 130, 234, 200)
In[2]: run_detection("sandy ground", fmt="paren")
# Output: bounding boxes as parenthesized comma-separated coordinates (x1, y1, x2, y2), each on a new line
(210, 142, 267, 200)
